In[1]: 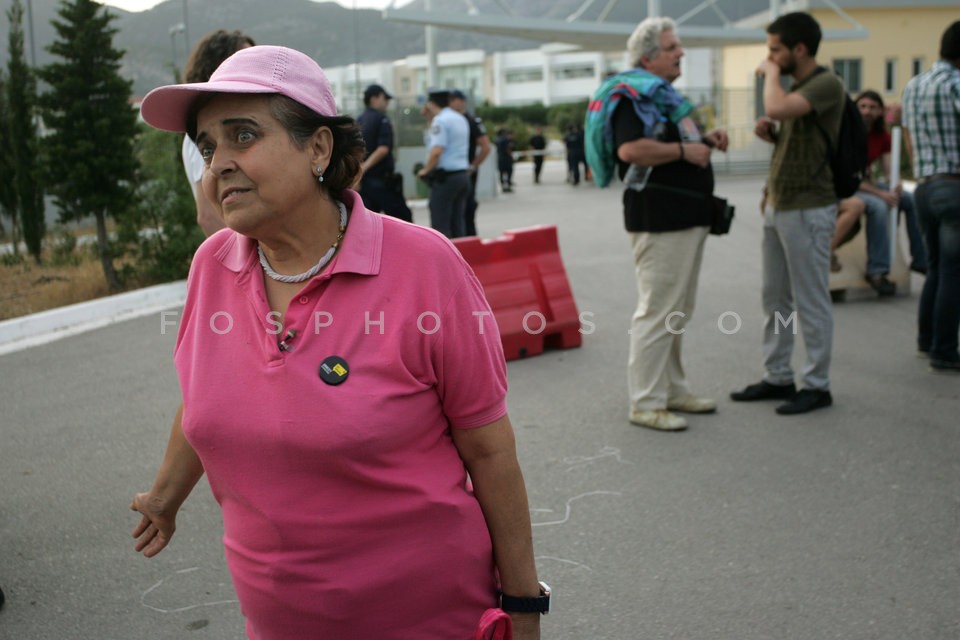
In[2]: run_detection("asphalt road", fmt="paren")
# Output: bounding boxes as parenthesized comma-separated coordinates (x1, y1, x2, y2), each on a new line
(1, 160, 957, 640)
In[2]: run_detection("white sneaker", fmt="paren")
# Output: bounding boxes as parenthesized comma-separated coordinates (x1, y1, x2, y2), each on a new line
(629, 409, 688, 431)
(667, 394, 717, 414)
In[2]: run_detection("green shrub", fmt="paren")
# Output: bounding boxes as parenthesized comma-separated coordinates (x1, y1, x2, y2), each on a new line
(49, 226, 81, 267)
(118, 125, 203, 285)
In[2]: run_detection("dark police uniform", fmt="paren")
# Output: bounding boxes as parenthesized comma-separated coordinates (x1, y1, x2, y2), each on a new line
(463, 111, 487, 236)
(358, 106, 413, 222)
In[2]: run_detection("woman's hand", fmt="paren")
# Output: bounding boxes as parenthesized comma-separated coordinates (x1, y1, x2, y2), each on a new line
(131, 403, 203, 558)
(130, 492, 177, 558)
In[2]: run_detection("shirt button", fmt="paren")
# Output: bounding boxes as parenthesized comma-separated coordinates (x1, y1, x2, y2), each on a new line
(299, 296, 309, 305)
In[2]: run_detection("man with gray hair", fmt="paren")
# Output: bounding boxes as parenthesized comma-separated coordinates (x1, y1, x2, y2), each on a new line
(601, 16, 729, 431)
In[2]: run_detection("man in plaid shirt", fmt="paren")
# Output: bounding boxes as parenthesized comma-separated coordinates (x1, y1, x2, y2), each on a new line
(902, 20, 960, 374)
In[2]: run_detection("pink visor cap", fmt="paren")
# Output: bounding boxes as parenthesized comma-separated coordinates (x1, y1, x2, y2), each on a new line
(140, 45, 338, 133)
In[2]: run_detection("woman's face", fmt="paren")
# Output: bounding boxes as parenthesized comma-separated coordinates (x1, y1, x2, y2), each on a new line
(196, 94, 322, 234)
(856, 97, 883, 127)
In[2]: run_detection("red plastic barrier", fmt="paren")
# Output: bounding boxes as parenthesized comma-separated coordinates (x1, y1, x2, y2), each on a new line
(454, 225, 582, 361)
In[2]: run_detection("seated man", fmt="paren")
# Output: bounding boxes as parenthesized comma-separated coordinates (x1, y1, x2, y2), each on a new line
(829, 194, 895, 296)
(829, 90, 914, 297)
(857, 190, 897, 295)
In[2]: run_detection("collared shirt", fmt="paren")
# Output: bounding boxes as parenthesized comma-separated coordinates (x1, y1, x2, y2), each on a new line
(181, 136, 205, 185)
(172, 191, 506, 637)
(902, 59, 960, 178)
(426, 106, 470, 171)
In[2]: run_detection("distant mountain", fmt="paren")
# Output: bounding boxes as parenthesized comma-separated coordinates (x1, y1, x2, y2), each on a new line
(1, 0, 544, 96)
(1, 0, 776, 97)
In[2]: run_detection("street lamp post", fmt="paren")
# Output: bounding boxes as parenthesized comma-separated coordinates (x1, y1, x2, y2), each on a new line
(182, 0, 190, 52)
(25, 0, 37, 68)
(169, 23, 186, 80)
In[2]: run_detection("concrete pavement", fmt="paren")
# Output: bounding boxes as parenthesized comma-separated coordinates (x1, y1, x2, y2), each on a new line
(1, 159, 957, 639)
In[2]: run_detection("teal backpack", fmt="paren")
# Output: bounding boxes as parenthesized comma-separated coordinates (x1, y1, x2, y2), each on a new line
(584, 69, 694, 188)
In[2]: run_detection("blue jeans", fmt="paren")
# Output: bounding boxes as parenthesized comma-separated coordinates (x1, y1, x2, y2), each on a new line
(915, 177, 960, 362)
(876, 181, 927, 272)
(856, 190, 891, 276)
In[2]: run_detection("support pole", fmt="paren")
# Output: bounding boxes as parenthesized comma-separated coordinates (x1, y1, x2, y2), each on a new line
(888, 126, 902, 264)
(425, 0, 438, 88)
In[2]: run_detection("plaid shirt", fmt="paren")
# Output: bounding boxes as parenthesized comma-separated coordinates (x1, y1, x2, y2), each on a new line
(902, 60, 960, 178)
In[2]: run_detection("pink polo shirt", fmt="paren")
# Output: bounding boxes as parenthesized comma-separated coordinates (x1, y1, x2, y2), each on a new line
(174, 191, 507, 639)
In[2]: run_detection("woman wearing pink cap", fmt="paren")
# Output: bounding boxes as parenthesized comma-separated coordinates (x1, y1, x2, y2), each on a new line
(130, 46, 546, 639)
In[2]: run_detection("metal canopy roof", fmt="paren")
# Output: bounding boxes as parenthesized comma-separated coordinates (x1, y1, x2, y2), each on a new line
(382, 0, 872, 49)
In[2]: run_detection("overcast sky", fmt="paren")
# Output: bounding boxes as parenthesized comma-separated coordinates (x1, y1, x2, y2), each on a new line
(96, 0, 404, 12)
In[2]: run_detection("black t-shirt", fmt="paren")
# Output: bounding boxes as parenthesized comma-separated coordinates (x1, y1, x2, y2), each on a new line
(495, 135, 514, 164)
(357, 107, 395, 178)
(612, 100, 714, 232)
(464, 112, 486, 163)
(564, 130, 584, 159)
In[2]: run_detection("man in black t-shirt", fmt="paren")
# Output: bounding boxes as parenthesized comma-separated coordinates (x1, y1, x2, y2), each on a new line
(449, 89, 490, 236)
(615, 17, 728, 432)
(529, 127, 547, 183)
(495, 129, 516, 193)
(563, 124, 585, 185)
(358, 84, 413, 222)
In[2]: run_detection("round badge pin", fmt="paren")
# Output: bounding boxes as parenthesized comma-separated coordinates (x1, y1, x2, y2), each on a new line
(318, 356, 349, 385)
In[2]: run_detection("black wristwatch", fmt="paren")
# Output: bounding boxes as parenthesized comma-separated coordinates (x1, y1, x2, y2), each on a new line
(500, 580, 551, 614)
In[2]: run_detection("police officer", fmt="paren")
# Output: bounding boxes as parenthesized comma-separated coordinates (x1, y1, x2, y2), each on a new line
(449, 89, 491, 236)
(357, 84, 413, 222)
(529, 126, 547, 184)
(417, 90, 471, 238)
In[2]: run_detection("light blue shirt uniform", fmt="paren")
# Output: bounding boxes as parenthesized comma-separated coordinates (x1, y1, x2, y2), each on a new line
(427, 107, 470, 171)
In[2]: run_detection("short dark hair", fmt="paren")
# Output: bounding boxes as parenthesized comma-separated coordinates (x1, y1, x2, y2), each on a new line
(427, 91, 450, 108)
(362, 84, 391, 107)
(183, 29, 255, 83)
(767, 12, 822, 57)
(940, 20, 960, 61)
(855, 90, 886, 135)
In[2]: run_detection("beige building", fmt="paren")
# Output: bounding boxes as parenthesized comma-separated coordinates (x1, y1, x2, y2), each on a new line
(720, 3, 957, 149)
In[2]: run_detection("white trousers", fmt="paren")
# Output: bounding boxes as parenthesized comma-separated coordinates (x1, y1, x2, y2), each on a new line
(628, 226, 709, 411)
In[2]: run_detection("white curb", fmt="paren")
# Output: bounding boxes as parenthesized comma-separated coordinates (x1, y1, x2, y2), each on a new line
(0, 280, 187, 356)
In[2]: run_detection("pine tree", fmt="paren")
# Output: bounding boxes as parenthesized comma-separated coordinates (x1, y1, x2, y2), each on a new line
(37, 0, 139, 290)
(7, 0, 45, 263)
(0, 69, 18, 249)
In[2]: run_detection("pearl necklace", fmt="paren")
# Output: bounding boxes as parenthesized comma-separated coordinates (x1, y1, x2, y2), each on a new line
(258, 201, 348, 284)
